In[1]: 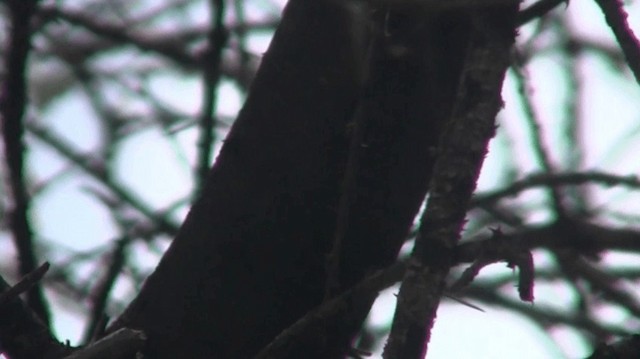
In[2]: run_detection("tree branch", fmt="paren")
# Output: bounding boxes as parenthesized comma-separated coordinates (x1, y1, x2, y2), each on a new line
(517, 0, 567, 25)
(26, 120, 180, 235)
(0, 0, 51, 326)
(195, 0, 228, 197)
(383, 5, 520, 358)
(471, 171, 640, 207)
(0, 263, 69, 359)
(38, 5, 198, 68)
(593, 0, 640, 85)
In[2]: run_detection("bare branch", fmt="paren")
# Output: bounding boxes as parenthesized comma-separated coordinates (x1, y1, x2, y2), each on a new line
(472, 171, 640, 207)
(26, 120, 180, 235)
(0, 0, 51, 326)
(39, 5, 198, 68)
(593, 0, 640, 85)
(517, 0, 567, 25)
(383, 6, 519, 358)
(0, 263, 69, 359)
(195, 0, 228, 197)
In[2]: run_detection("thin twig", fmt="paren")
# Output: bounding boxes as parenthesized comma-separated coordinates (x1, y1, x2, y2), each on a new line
(516, 0, 567, 26)
(195, 0, 227, 197)
(82, 238, 129, 344)
(0, 262, 50, 307)
(471, 171, 640, 207)
(233, 0, 254, 90)
(560, 26, 590, 214)
(560, 254, 640, 318)
(26, 120, 180, 234)
(511, 61, 567, 218)
(593, 0, 640, 85)
(39, 5, 198, 68)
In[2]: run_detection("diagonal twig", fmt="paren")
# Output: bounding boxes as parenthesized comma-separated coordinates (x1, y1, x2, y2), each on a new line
(593, 0, 640, 85)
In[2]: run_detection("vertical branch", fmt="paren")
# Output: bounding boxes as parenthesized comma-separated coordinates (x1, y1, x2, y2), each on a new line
(233, 0, 253, 90)
(0, 0, 51, 326)
(82, 237, 129, 344)
(195, 0, 228, 198)
(512, 59, 567, 218)
(382, 5, 519, 359)
(560, 28, 589, 213)
(593, 0, 640, 85)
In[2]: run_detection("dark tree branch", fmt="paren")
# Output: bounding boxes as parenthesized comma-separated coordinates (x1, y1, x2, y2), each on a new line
(593, 0, 640, 85)
(512, 62, 568, 219)
(0, 262, 49, 307)
(38, 5, 198, 68)
(195, 0, 227, 197)
(383, 6, 519, 358)
(82, 237, 129, 344)
(106, 1, 476, 356)
(255, 261, 407, 359)
(257, 226, 541, 359)
(0, 263, 69, 359)
(457, 219, 640, 258)
(516, 0, 567, 25)
(0, 0, 51, 326)
(471, 171, 640, 207)
(559, 31, 591, 214)
(557, 253, 640, 318)
(232, 0, 255, 90)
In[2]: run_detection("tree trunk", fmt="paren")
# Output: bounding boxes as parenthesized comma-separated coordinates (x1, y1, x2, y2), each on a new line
(107, 1, 472, 358)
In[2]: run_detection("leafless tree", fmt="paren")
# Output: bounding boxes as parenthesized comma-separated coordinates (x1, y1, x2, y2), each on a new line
(1, 0, 640, 358)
